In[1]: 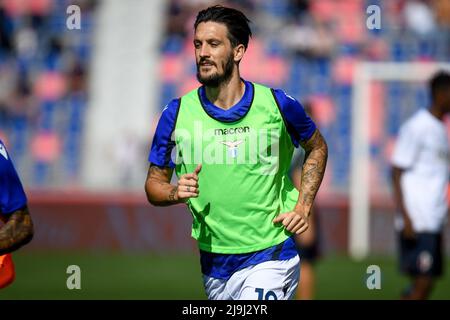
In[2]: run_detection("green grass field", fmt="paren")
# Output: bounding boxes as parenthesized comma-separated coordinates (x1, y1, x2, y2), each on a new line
(0, 252, 449, 300)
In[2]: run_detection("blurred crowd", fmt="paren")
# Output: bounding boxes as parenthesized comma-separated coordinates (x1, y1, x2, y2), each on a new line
(160, 0, 450, 194)
(0, 0, 96, 187)
(0, 0, 449, 191)
(164, 0, 450, 60)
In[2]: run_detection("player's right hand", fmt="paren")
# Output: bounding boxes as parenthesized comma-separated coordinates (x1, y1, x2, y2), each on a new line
(176, 164, 202, 201)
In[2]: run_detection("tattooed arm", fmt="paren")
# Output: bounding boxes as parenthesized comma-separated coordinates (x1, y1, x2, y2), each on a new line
(145, 163, 202, 206)
(296, 128, 328, 218)
(273, 129, 328, 234)
(0, 207, 34, 255)
(145, 164, 179, 206)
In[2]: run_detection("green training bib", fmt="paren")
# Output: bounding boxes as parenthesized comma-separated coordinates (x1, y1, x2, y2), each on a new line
(174, 82, 299, 253)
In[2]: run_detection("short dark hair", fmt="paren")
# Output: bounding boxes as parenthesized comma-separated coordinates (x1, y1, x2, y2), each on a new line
(194, 5, 252, 49)
(430, 71, 450, 98)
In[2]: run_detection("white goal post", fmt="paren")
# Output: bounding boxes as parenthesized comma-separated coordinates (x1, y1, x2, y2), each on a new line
(350, 62, 450, 260)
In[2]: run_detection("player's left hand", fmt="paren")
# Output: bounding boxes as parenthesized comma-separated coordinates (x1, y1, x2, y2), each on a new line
(273, 210, 309, 235)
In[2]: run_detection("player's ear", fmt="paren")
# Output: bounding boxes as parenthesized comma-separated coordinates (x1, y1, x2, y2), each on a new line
(234, 44, 245, 63)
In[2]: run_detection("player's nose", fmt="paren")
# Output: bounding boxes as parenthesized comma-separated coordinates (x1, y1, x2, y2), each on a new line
(199, 44, 211, 58)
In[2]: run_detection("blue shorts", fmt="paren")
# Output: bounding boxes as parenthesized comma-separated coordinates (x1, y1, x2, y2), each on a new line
(203, 255, 300, 300)
(398, 232, 443, 277)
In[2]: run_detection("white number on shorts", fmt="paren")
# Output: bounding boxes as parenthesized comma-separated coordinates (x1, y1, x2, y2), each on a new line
(255, 288, 277, 300)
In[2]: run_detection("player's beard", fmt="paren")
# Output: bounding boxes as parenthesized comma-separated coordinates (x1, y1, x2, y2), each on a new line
(196, 53, 234, 88)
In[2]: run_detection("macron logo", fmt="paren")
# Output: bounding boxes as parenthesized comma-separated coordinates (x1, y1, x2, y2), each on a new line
(214, 126, 250, 136)
(0, 144, 8, 160)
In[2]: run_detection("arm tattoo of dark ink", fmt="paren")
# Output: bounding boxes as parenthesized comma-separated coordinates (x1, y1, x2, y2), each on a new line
(168, 186, 178, 201)
(299, 129, 328, 211)
(148, 165, 168, 187)
(145, 164, 180, 206)
(0, 208, 34, 255)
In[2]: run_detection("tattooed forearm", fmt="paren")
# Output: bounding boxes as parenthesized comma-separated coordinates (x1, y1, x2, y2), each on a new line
(145, 164, 181, 206)
(168, 186, 178, 201)
(297, 129, 328, 216)
(147, 165, 170, 187)
(0, 207, 34, 255)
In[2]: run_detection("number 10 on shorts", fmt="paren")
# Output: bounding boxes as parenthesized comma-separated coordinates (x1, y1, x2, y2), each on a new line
(255, 288, 278, 300)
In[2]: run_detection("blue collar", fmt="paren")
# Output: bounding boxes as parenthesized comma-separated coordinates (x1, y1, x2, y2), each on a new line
(198, 80, 254, 123)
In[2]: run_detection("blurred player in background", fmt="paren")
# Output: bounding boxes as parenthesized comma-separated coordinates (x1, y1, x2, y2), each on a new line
(289, 102, 321, 300)
(391, 71, 450, 300)
(0, 139, 34, 289)
(145, 5, 328, 300)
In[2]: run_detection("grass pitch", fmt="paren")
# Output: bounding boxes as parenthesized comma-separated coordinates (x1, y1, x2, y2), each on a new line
(0, 252, 449, 300)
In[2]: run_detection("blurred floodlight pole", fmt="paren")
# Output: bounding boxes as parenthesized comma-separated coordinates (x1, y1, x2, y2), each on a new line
(350, 63, 370, 260)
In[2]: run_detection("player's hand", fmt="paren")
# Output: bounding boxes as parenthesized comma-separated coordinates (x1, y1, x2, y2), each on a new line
(176, 164, 202, 201)
(273, 209, 309, 235)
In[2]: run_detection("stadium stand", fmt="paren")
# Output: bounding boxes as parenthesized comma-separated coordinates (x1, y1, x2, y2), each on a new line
(0, 0, 95, 187)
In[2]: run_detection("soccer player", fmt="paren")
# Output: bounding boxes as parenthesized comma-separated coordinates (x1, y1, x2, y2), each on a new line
(391, 71, 450, 300)
(0, 139, 34, 289)
(145, 5, 328, 300)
